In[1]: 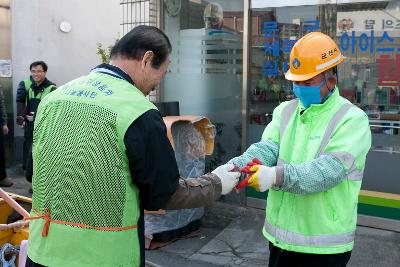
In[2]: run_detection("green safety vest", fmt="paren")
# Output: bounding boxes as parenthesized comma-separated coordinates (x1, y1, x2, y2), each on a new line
(28, 71, 156, 267)
(261, 88, 371, 254)
(23, 79, 55, 102)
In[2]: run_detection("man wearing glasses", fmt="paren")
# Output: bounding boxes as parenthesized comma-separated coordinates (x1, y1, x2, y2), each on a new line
(16, 61, 56, 188)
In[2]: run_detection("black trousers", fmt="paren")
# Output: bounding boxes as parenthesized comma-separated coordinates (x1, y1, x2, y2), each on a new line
(26, 257, 45, 267)
(24, 121, 34, 182)
(268, 242, 352, 267)
(0, 129, 7, 181)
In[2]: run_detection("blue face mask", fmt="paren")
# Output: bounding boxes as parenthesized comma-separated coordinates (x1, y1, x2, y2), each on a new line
(292, 81, 325, 108)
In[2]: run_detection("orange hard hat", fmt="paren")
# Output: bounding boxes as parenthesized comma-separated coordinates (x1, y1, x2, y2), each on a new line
(284, 32, 345, 81)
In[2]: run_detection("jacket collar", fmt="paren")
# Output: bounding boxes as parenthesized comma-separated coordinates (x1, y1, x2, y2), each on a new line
(92, 64, 135, 87)
(30, 77, 54, 91)
(299, 86, 340, 119)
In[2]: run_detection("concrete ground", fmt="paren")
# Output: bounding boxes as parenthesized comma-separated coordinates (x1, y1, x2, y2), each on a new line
(147, 206, 400, 267)
(4, 165, 32, 197)
(3, 166, 400, 267)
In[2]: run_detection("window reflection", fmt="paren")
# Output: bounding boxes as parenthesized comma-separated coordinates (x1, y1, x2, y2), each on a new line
(249, 1, 400, 151)
(163, 0, 244, 167)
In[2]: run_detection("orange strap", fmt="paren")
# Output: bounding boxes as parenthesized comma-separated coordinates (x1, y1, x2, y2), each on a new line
(25, 208, 137, 237)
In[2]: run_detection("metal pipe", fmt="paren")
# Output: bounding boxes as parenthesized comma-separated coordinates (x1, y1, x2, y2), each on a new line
(0, 188, 30, 218)
(241, 0, 251, 154)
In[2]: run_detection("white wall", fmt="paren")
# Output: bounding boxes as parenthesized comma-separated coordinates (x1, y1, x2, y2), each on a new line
(11, 0, 120, 86)
(11, 0, 120, 137)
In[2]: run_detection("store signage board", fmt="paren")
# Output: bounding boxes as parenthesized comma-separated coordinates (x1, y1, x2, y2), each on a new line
(337, 10, 400, 37)
(252, 0, 388, 8)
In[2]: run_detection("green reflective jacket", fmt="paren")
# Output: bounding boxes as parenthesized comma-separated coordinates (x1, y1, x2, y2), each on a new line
(262, 88, 371, 254)
(23, 79, 55, 101)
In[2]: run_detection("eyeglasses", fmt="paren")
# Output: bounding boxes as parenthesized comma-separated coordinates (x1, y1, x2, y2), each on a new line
(31, 70, 45, 74)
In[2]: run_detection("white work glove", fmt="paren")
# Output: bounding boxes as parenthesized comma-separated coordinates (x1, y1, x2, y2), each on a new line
(25, 112, 34, 122)
(247, 165, 276, 192)
(212, 163, 240, 195)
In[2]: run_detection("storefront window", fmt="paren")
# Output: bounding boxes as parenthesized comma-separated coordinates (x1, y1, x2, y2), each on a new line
(162, 0, 244, 171)
(335, 1, 400, 200)
(249, 0, 399, 218)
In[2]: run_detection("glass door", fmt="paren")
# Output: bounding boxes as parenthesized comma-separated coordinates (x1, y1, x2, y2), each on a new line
(162, 0, 244, 171)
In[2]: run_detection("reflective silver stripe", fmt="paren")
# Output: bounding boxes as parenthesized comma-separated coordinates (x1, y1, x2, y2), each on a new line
(277, 158, 286, 166)
(348, 170, 363, 180)
(324, 151, 364, 181)
(324, 151, 355, 168)
(264, 218, 355, 246)
(316, 54, 344, 71)
(280, 100, 298, 141)
(316, 104, 353, 157)
(317, 103, 365, 181)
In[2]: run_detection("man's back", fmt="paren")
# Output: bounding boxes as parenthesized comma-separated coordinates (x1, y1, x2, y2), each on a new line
(29, 71, 155, 267)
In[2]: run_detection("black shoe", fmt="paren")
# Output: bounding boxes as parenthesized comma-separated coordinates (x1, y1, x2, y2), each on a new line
(28, 187, 33, 194)
(0, 177, 13, 187)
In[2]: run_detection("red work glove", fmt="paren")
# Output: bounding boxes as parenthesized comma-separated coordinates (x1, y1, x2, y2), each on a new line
(235, 158, 264, 189)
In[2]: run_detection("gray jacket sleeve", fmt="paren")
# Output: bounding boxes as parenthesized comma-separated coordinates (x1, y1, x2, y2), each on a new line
(0, 85, 7, 126)
(163, 173, 222, 210)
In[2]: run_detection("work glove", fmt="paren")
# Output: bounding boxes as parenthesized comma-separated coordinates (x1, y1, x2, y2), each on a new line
(25, 112, 34, 122)
(247, 165, 276, 192)
(212, 163, 240, 195)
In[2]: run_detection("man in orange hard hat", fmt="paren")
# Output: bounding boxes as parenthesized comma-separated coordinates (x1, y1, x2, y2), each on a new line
(223, 32, 371, 266)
